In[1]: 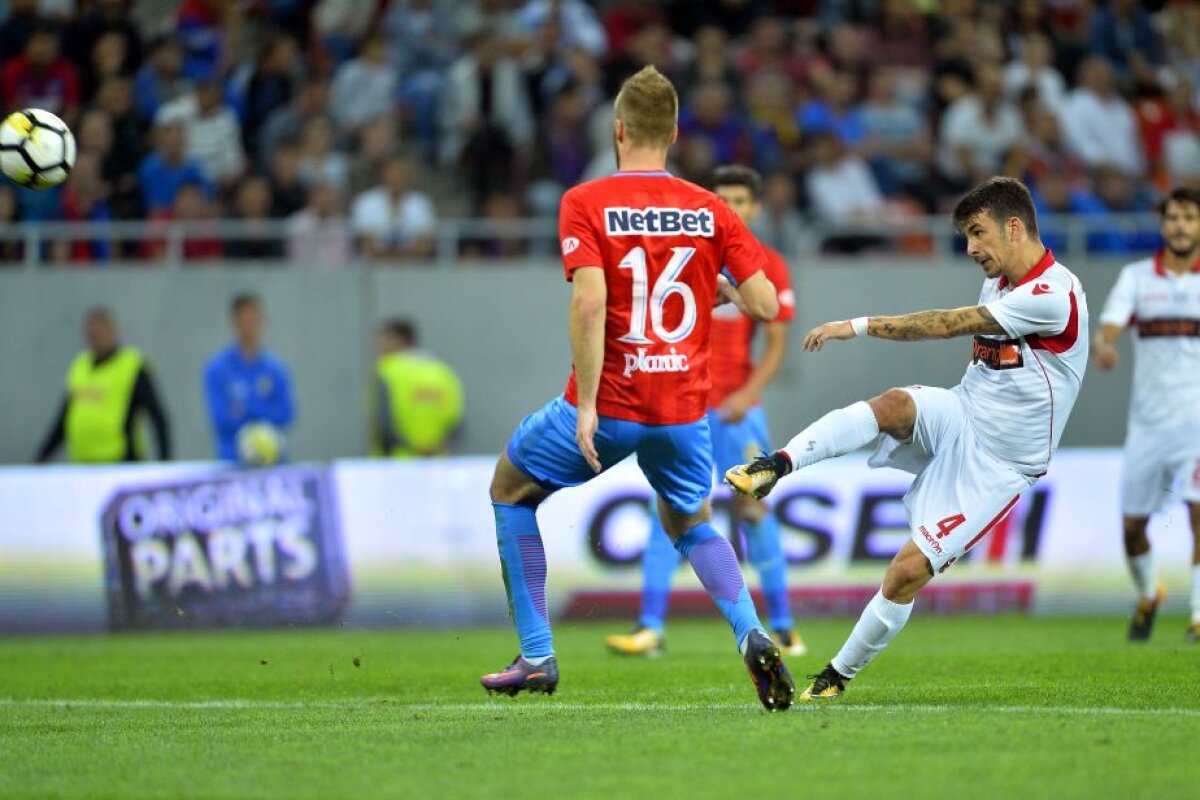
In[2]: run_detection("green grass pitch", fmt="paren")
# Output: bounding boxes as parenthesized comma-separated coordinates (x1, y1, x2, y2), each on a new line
(1, 616, 1197, 799)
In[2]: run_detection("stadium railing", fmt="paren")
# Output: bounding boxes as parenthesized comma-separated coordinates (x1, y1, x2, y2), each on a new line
(0, 212, 1163, 269)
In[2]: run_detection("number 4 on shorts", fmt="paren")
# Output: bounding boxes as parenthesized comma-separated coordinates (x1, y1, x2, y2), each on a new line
(934, 513, 966, 540)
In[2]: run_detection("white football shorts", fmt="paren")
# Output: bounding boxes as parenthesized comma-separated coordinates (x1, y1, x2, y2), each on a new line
(868, 385, 1035, 573)
(1120, 425, 1200, 517)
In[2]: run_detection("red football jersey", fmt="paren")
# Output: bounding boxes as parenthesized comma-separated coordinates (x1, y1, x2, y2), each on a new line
(559, 171, 768, 425)
(709, 245, 796, 407)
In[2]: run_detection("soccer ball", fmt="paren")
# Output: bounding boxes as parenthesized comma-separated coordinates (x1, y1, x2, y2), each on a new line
(0, 108, 76, 190)
(236, 422, 286, 467)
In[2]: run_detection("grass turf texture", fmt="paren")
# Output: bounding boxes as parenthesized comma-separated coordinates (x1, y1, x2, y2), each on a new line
(1, 616, 1197, 799)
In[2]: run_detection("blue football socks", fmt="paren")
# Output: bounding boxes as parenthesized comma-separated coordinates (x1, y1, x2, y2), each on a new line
(675, 522, 763, 649)
(493, 502, 553, 659)
(637, 514, 681, 632)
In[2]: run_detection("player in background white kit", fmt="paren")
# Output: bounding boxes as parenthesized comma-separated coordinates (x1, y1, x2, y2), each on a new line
(726, 177, 1089, 699)
(1093, 187, 1200, 643)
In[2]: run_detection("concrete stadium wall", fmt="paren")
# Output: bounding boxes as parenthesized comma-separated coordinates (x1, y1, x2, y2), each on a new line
(0, 256, 1135, 463)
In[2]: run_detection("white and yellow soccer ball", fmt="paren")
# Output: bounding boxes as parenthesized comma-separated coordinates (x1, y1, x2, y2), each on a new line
(236, 422, 286, 467)
(0, 108, 76, 190)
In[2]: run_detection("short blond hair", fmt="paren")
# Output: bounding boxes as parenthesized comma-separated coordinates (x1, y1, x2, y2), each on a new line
(614, 66, 678, 147)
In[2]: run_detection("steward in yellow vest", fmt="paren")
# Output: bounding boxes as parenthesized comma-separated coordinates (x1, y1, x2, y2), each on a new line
(371, 319, 463, 457)
(36, 308, 172, 464)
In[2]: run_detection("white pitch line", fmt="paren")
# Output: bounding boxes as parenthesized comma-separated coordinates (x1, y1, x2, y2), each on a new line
(1, 697, 1199, 718)
(0, 698, 351, 710)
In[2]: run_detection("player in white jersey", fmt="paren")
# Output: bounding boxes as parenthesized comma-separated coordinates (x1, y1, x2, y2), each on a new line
(1093, 187, 1200, 643)
(725, 177, 1089, 699)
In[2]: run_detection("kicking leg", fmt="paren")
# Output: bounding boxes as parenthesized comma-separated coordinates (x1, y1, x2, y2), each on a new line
(726, 389, 913, 498)
(803, 540, 931, 700)
(481, 453, 559, 695)
(1124, 515, 1164, 641)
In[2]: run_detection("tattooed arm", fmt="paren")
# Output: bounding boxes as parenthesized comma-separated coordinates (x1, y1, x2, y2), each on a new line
(803, 306, 1006, 352)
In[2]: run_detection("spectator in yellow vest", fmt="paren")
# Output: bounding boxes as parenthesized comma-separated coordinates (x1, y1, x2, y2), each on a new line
(35, 308, 171, 463)
(371, 319, 464, 458)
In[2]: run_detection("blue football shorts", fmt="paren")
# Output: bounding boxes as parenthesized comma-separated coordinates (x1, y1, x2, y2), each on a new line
(506, 395, 713, 514)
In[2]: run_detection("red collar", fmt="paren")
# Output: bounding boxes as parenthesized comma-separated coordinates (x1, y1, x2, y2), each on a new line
(998, 248, 1055, 290)
(1153, 250, 1200, 277)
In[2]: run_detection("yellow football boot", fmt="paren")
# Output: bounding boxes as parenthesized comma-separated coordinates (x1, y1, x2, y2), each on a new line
(604, 627, 665, 657)
(1128, 581, 1166, 641)
(773, 628, 808, 657)
(724, 452, 791, 500)
(799, 663, 849, 701)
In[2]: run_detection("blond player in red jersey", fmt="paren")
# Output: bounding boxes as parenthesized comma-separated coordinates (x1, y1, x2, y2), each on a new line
(481, 67, 795, 710)
(728, 177, 1088, 700)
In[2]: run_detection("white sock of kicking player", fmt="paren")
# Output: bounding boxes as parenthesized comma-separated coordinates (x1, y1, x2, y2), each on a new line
(1191, 565, 1200, 625)
(1127, 552, 1157, 602)
(830, 589, 913, 679)
(781, 401, 880, 471)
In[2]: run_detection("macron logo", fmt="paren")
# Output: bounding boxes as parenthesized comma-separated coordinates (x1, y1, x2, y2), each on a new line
(1032, 283, 1052, 296)
(561, 237, 580, 255)
(605, 206, 715, 237)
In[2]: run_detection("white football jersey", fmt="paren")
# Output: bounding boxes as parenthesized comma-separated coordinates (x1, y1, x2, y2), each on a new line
(1099, 252, 1200, 431)
(956, 250, 1089, 476)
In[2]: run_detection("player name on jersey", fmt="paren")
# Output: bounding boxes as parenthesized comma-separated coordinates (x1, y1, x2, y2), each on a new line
(604, 206, 715, 237)
(623, 346, 690, 378)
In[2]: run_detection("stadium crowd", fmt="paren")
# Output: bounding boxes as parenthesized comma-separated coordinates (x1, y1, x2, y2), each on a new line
(0, 0, 1196, 263)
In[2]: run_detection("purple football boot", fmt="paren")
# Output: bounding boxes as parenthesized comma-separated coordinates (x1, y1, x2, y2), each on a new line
(480, 656, 559, 697)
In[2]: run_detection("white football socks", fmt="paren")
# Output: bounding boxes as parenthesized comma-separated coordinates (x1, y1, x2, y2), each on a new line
(1191, 564, 1200, 625)
(830, 589, 913, 679)
(781, 401, 880, 472)
(1127, 552, 1157, 602)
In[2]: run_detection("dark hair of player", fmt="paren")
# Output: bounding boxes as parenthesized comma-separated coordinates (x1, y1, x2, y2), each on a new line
(711, 165, 762, 200)
(230, 293, 261, 315)
(1157, 186, 1200, 216)
(85, 306, 115, 325)
(952, 176, 1040, 239)
(614, 66, 678, 148)
(382, 318, 417, 347)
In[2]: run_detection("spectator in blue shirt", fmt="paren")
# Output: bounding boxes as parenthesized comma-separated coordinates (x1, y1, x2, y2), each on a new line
(203, 293, 295, 461)
(137, 119, 214, 213)
(798, 70, 866, 150)
(677, 80, 750, 166)
(1088, 0, 1161, 78)
(1030, 168, 1087, 254)
(133, 36, 190, 122)
(1078, 166, 1160, 255)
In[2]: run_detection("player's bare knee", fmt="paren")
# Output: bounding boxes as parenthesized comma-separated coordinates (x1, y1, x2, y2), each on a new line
(881, 546, 933, 603)
(869, 389, 916, 441)
(490, 455, 546, 507)
(658, 496, 710, 541)
(488, 470, 520, 505)
(1188, 503, 1200, 531)
(1122, 517, 1150, 554)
